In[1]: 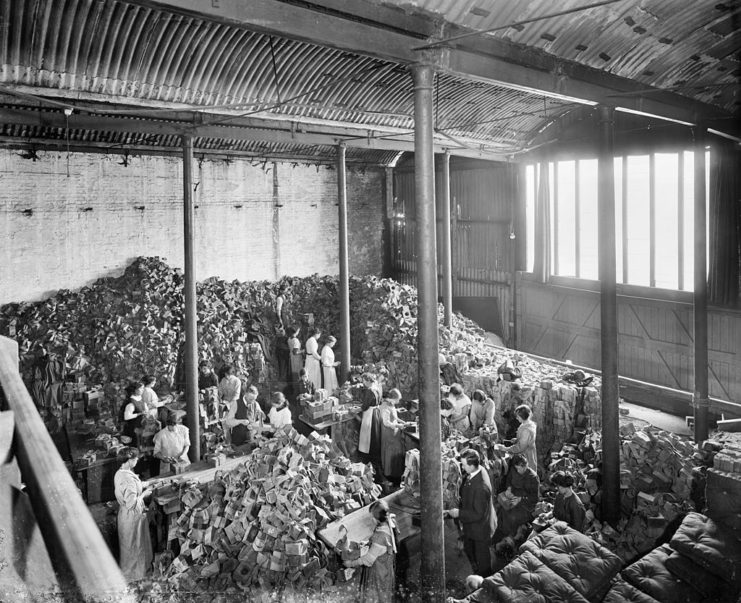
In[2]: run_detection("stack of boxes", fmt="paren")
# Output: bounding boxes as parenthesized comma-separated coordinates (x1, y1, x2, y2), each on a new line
(304, 396, 335, 422)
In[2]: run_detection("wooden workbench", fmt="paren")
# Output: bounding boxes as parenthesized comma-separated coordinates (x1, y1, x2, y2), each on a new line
(318, 488, 421, 549)
(142, 449, 252, 488)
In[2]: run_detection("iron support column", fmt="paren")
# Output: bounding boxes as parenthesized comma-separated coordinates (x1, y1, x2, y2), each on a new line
(412, 63, 445, 601)
(693, 127, 709, 442)
(337, 143, 351, 382)
(182, 135, 200, 462)
(597, 106, 620, 524)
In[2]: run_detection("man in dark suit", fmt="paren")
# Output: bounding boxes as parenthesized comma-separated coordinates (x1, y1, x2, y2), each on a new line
(446, 449, 493, 576)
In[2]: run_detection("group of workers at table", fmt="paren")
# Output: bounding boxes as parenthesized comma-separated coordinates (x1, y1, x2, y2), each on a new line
(112, 355, 586, 601)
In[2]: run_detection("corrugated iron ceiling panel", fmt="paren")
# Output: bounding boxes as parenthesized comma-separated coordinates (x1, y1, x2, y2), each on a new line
(378, 0, 739, 113)
(0, 0, 580, 154)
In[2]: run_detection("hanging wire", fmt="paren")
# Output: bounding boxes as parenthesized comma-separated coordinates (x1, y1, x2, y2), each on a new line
(65, 109, 72, 177)
(268, 36, 283, 106)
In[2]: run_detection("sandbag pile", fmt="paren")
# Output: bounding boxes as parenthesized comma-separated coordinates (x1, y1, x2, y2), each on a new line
(151, 426, 380, 598)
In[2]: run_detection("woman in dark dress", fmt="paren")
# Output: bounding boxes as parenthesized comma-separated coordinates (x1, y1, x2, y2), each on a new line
(120, 381, 145, 442)
(551, 471, 586, 532)
(497, 453, 539, 539)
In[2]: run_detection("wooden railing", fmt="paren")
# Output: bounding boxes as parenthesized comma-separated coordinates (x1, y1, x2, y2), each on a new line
(0, 336, 135, 602)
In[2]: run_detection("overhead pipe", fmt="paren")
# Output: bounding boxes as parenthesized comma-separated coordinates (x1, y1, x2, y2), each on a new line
(597, 106, 620, 524)
(441, 151, 453, 327)
(412, 62, 445, 601)
(337, 143, 351, 381)
(693, 127, 709, 442)
(182, 135, 200, 462)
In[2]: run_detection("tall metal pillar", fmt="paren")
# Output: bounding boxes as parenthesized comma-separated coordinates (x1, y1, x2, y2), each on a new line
(337, 143, 351, 382)
(693, 127, 709, 442)
(412, 62, 445, 601)
(182, 135, 200, 462)
(597, 106, 620, 524)
(441, 152, 453, 328)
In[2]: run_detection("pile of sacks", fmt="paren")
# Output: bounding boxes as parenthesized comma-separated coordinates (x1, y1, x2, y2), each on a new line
(150, 426, 380, 598)
(540, 424, 708, 562)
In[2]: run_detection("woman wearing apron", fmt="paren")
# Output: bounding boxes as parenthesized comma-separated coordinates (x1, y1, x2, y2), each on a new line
(303, 328, 323, 390)
(357, 373, 382, 477)
(321, 335, 340, 393)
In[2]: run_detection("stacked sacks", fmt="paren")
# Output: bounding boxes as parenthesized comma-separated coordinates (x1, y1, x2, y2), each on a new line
(154, 426, 380, 598)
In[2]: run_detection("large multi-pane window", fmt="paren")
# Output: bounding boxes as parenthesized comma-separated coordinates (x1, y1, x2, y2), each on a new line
(524, 150, 708, 291)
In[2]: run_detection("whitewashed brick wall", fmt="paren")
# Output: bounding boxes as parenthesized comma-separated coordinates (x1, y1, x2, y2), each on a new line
(0, 150, 385, 304)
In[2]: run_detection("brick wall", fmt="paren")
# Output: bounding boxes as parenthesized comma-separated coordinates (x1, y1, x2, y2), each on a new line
(0, 150, 385, 305)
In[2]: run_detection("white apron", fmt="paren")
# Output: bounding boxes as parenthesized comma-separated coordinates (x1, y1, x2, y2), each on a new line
(359, 407, 374, 453)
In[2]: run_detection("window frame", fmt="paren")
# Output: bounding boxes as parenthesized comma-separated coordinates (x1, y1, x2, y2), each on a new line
(523, 146, 709, 298)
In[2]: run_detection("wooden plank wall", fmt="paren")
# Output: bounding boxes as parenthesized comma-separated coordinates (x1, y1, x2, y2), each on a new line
(391, 159, 516, 342)
(516, 279, 741, 403)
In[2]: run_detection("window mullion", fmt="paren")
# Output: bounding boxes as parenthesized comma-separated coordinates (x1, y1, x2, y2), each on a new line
(649, 153, 656, 288)
(622, 155, 628, 284)
(553, 162, 559, 276)
(575, 160, 581, 278)
(677, 152, 685, 290)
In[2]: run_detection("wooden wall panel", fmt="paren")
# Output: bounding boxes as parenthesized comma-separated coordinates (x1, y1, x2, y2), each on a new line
(517, 279, 741, 404)
(391, 160, 517, 342)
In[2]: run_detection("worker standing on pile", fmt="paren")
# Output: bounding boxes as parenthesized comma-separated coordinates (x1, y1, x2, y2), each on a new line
(470, 389, 496, 436)
(114, 447, 153, 581)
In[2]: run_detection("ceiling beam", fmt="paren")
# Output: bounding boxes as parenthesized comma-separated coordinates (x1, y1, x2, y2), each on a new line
(0, 105, 511, 162)
(129, 0, 732, 128)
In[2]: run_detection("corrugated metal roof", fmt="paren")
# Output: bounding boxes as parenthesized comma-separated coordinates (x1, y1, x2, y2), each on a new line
(0, 0, 579, 156)
(380, 0, 739, 112)
(0, 0, 736, 160)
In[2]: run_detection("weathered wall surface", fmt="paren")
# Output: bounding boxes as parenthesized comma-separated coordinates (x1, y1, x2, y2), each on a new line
(1, 150, 385, 304)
